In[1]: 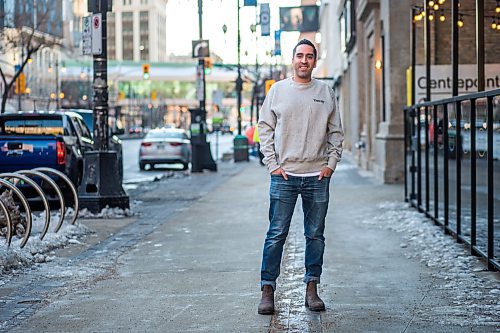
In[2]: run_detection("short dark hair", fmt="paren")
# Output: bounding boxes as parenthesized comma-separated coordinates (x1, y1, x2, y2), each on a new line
(293, 39, 317, 60)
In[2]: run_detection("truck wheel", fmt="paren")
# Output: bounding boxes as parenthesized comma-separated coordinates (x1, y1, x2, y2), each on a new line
(139, 162, 146, 170)
(182, 162, 189, 170)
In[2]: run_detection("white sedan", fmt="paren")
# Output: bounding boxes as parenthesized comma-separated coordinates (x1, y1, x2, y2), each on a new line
(139, 128, 191, 170)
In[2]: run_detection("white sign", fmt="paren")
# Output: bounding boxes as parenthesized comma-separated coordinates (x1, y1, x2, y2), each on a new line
(196, 64, 204, 102)
(91, 13, 102, 55)
(212, 90, 223, 107)
(415, 64, 500, 102)
(82, 16, 92, 55)
(260, 4, 270, 36)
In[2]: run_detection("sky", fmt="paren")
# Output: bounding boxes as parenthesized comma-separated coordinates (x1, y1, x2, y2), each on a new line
(165, 0, 303, 65)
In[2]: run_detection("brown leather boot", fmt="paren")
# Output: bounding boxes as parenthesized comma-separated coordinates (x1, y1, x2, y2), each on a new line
(305, 282, 325, 311)
(258, 285, 275, 315)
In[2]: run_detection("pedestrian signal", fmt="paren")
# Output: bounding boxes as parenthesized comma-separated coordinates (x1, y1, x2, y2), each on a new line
(142, 63, 150, 80)
(265, 79, 275, 95)
(204, 58, 212, 75)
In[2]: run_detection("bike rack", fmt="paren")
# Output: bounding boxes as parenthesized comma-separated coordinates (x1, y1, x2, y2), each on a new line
(0, 167, 79, 248)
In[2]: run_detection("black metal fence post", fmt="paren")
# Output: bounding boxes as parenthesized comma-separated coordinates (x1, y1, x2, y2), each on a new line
(470, 99, 477, 254)
(486, 96, 494, 270)
(456, 101, 462, 242)
(443, 103, 449, 234)
(433, 105, 439, 220)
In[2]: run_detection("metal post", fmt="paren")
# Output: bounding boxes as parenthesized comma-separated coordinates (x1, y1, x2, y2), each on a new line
(411, 7, 416, 106)
(425, 105, 430, 213)
(198, 0, 206, 125)
(424, 1, 431, 102)
(455, 101, 462, 241)
(56, 58, 60, 109)
(190, 0, 217, 171)
(78, 0, 129, 212)
(433, 105, 438, 220)
(236, 0, 242, 135)
(452, 0, 459, 96)
(93, 1, 109, 151)
(470, 98, 477, 252)
(417, 107, 422, 209)
(443, 103, 449, 233)
(486, 96, 494, 270)
(410, 7, 417, 201)
(476, 0, 485, 92)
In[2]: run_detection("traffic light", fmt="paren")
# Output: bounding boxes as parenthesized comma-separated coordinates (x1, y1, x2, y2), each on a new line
(142, 63, 150, 80)
(151, 90, 157, 101)
(204, 58, 212, 75)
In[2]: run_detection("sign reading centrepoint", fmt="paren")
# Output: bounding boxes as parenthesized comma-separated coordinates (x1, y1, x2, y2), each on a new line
(415, 64, 500, 102)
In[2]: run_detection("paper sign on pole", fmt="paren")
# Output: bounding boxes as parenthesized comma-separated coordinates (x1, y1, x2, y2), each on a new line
(82, 16, 92, 55)
(91, 13, 102, 55)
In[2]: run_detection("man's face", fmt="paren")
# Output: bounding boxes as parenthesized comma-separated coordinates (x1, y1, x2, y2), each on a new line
(292, 44, 316, 82)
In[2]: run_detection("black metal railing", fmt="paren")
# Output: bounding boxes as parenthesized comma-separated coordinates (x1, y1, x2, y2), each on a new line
(404, 89, 500, 271)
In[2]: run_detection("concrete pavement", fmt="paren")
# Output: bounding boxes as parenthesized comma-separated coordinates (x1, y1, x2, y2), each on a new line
(3, 155, 499, 332)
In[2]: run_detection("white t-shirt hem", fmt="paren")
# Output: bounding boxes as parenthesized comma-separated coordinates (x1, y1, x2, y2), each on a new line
(285, 171, 321, 177)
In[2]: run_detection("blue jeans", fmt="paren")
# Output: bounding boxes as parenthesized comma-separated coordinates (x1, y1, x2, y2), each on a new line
(260, 175, 330, 291)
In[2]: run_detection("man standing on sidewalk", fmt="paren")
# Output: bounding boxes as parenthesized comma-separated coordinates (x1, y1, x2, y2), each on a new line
(257, 39, 344, 315)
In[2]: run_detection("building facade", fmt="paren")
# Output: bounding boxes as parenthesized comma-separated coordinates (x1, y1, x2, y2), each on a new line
(318, 0, 500, 184)
(108, 0, 168, 62)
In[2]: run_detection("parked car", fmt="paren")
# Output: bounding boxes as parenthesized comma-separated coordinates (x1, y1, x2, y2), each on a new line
(64, 109, 124, 183)
(139, 128, 191, 170)
(0, 111, 94, 186)
(0, 111, 96, 207)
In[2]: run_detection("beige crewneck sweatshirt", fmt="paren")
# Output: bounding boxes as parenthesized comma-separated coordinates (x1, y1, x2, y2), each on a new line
(257, 77, 344, 174)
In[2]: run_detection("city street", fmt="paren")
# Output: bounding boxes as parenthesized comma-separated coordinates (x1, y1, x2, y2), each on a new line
(122, 132, 235, 185)
(1, 156, 499, 332)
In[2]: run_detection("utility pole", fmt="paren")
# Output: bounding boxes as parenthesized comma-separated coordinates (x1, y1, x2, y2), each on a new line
(190, 0, 217, 172)
(56, 58, 60, 109)
(236, 1, 243, 135)
(233, 0, 249, 162)
(78, 0, 129, 212)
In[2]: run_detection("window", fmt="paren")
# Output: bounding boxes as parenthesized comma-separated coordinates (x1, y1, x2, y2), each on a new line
(339, 0, 356, 53)
(74, 117, 92, 140)
(1, 118, 64, 135)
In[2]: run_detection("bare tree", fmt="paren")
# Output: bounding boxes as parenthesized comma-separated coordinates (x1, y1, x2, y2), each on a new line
(0, 1, 62, 113)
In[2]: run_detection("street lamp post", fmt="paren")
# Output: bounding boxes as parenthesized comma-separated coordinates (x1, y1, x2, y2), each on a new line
(236, 0, 243, 136)
(78, 0, 129, 212)
(190, 0, 217, 172)
(232, 0, 249, 163)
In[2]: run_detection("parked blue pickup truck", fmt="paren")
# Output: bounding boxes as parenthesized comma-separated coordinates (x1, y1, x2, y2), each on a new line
(0, 111, 95, 187)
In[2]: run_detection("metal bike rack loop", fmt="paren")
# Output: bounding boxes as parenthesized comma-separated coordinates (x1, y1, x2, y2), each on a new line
(0, 178, 32, 248)
(0, 173, 51, 240)
(0, 198, 12, 247)
(35, 168, 79, 226)
(18, 170, 66, 233)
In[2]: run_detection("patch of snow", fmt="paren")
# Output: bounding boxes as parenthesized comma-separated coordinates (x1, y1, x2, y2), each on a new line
(0, 214, 93, 274)
(362, 201, 500, 327)
(77, 206, 135, 219)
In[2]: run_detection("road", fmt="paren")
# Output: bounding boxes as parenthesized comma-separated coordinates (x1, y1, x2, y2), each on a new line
(122, 133, 236, 185)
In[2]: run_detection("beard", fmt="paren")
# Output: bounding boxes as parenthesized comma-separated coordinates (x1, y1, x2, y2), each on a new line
(295, 66, 312, 79)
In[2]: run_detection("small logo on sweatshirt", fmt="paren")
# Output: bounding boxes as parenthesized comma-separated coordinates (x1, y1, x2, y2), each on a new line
(313, 99, 325, 104)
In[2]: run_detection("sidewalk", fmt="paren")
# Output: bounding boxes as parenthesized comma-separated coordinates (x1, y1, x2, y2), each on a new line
(5, 156, 500, 332)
